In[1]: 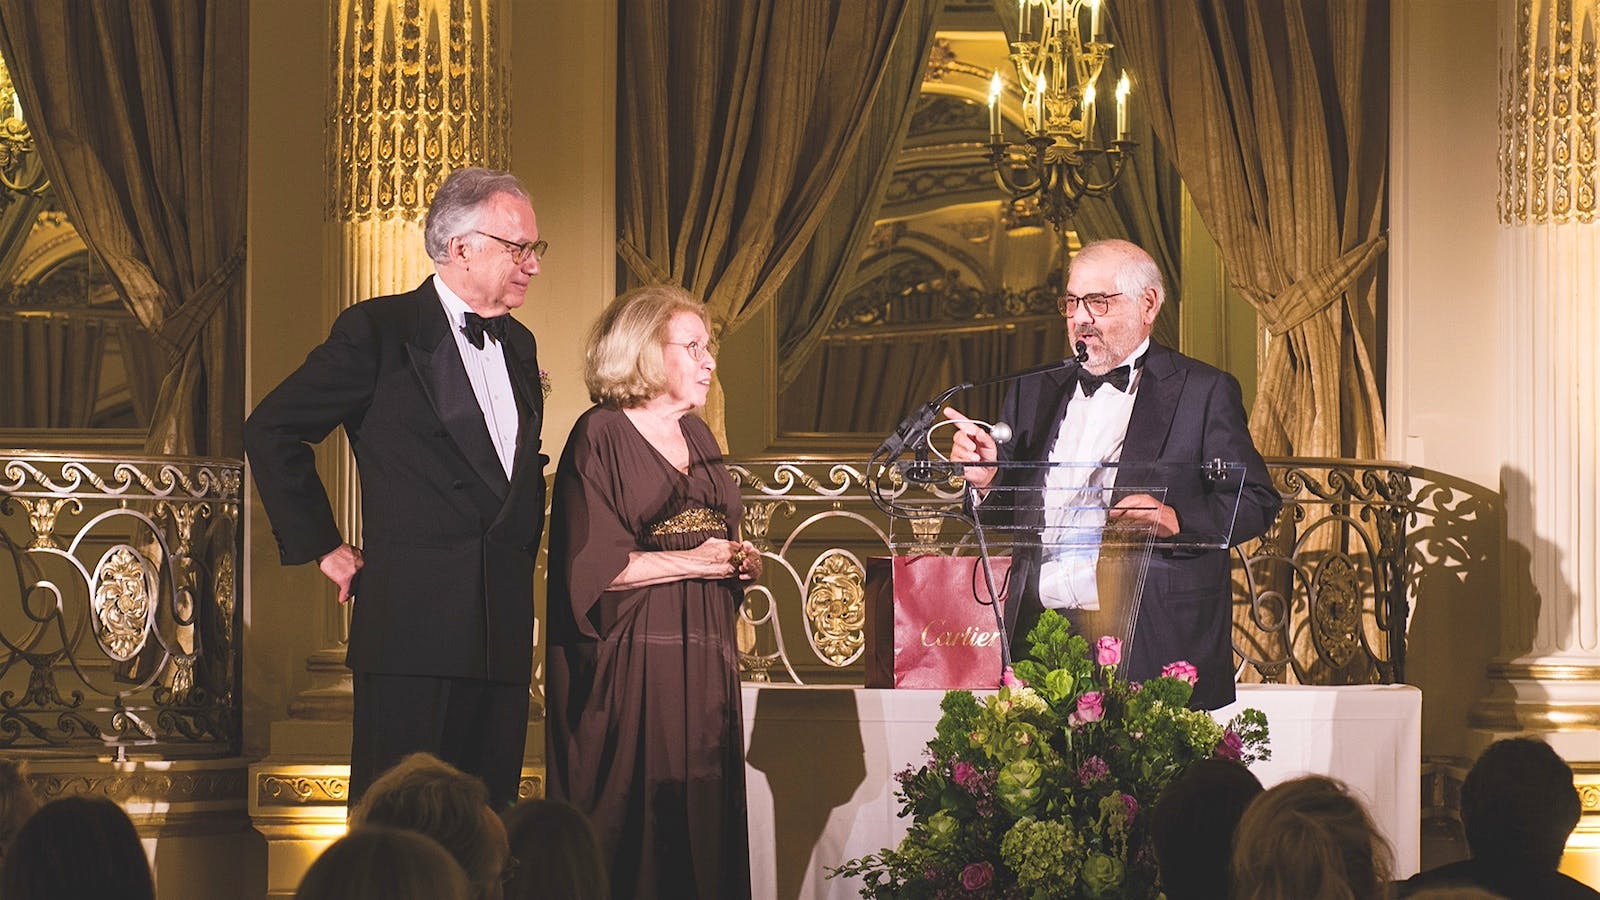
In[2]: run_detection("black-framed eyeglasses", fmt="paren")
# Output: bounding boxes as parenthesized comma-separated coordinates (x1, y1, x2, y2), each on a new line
(474, 230, 548, 264)
(1057, 291, 1125, 317)
(665, 340, 717, 361)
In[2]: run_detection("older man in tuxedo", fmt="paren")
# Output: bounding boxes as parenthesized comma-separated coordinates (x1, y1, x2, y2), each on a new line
(244, 167, 548, 807)
(946, 239, 1279, 709)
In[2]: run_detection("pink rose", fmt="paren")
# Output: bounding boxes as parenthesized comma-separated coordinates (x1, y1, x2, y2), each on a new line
(1094, 636, 1123, 667)
(951, 761, 978, 786)
(1001, 666, 1026, 688)
(1161, 660, 1199, 686)
(1216, 729, 1245, 760)
(1121, 792, 1139, 822)
(1069, 690, 1106, 726)
(961, 861, 994, 891)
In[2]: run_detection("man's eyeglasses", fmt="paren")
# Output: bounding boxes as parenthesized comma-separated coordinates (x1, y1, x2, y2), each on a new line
(1057, 292, 1125, 317)
(474, 230, 548, 264)
(665, 340, 717, 361)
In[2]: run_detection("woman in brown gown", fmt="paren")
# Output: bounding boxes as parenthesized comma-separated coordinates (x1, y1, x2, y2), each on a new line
(545, 284, 760, 900)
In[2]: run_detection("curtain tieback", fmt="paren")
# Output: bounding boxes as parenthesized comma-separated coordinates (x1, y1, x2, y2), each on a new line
(154, 240, 248, 358)
(1250, 234, 1387, 336)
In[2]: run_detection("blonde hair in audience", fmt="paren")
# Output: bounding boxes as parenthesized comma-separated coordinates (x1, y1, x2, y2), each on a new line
(1230, 775, 1394, 900)
(348, 753, 508, 900)
(584, 284, 709, 407)
(294, 826, 470, 900)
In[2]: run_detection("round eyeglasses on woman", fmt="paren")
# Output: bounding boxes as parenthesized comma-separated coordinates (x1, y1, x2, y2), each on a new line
(1057, 292, 1125, 317)
(664, 340, 717, 362)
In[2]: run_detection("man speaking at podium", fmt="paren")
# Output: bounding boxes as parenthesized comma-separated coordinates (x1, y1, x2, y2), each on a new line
(945, 239, 1280, 709)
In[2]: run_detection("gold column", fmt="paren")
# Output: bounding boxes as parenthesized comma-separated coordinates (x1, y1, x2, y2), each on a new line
(1480, 0, 1600, 884)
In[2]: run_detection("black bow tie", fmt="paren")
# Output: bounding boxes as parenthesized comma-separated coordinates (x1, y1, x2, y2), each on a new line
(1078, 365, 1131, 397)
(461, 312, 507, 349)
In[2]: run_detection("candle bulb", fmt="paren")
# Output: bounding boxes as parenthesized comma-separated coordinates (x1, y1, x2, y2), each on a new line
(988, 72, 1004, 143)
(9, 92, 20, 123)
(1018, 0, 1028, 41)
(1083, 82, 1096, 142)
(1035, 73, 1047, 134)
(1089, 0, 1102, 39)
(1115, 71, 1130, 140)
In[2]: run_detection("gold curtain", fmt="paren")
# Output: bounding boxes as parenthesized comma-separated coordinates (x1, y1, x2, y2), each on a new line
(0, 1, 247, 456)
(1115, 1, 1388, 457)
(617, 0, 926, 439)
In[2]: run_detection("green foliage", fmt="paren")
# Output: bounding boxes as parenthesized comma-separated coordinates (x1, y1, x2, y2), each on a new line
(829, 611, 1272, 899)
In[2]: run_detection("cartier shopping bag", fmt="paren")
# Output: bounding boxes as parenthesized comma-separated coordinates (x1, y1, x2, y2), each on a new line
(864, 555, 1011, 689)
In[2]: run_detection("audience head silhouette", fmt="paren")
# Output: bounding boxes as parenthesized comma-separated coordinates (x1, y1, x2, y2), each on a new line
(1462, 736, 1580, 870)
(0, 759, 38, 858)
(1149, 757, 1263, 900)
(0, 794, 154, 900)
(294, 826, 471, 900)
(348, 753, 510, 900)
(500, 798, 609, 900)
(1231, 774, 1393, 900)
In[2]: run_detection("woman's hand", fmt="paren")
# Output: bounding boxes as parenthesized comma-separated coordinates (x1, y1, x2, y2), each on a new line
(732, 540, 763, 582)
(686, 537, 741, 580)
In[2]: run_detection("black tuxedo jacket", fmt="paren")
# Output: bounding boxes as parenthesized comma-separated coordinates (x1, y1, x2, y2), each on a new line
(993, 340, 1280, 708)
(244, 279, 547, 684)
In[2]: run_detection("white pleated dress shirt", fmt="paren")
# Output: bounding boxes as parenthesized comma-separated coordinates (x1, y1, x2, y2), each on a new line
(434, 275, 520, 479)
(1037, 337, 1150, 610)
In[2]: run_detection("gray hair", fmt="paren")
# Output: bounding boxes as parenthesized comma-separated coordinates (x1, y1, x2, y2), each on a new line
(1073, 239, 1165, 308)
(423, 167, 531, 262)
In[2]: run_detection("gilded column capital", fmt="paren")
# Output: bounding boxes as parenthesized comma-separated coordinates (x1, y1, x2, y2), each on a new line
(328, 0, 509, 224)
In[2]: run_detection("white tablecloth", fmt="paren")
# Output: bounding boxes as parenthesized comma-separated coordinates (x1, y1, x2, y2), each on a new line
(741, 683, 1421, 899)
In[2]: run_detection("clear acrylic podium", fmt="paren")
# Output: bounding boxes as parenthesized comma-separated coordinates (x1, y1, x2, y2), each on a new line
(870, 459, 1251, 684)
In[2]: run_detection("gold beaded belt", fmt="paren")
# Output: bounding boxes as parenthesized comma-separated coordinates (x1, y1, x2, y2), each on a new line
(648, 506, 727, 537)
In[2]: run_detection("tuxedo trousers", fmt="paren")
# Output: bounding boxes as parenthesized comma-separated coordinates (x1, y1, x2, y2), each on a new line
(351, 672, 530, 809)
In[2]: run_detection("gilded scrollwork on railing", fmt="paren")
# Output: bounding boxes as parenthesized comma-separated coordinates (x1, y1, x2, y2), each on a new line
(0, 452, 243, 754)
(1233, 460, 1413, 685)
(729, 458, 1414, 687)
(802, 551, 868, 667)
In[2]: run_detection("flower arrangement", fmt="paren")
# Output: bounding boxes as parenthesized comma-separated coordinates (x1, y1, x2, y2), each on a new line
(538, 368, 553, 400)
(831, 611, 1270, 899)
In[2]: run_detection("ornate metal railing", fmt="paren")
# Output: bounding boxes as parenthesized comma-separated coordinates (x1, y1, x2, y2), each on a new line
(730, 457, 1416, 687)
(0, 452, 242, 756)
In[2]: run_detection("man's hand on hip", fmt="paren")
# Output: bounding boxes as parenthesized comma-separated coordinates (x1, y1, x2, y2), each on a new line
(318, 543, 365, 604)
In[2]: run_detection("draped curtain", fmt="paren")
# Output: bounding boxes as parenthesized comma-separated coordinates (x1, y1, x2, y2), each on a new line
(617, 0, 933, 439)
(1115, 1, 1388, 457)
(0, 1, 248, 456)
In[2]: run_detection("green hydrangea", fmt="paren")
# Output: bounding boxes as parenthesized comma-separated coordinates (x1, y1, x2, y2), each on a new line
(999, 817, 1080, 889)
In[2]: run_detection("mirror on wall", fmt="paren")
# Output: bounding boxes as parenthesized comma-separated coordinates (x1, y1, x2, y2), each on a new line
(0, 51, 160, 437)
(767, 18, 1223, 448)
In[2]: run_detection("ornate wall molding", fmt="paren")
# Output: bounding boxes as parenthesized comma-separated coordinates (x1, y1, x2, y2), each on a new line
(1501, 0, 1600, 223)
(328, 0, 509, 223)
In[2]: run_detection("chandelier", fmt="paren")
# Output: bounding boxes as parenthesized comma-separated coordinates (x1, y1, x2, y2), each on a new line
(986, 0, 1132, 233)
(0, 54, 48, 197)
